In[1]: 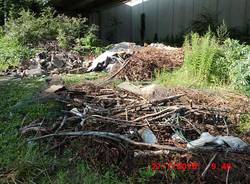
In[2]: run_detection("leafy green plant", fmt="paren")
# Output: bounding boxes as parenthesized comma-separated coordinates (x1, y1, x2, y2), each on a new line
(183, 32, 225, 83)
(156, 32, 250, 97)
(6, 8, 57, 45)
(156, 32, 224, 87)
(56, 15, 88, 49)
(0, 36, 35, 70)
(230, 55, 250, 95)
(216, 21, 230, 43)
(138, 167, 155, 183)
(74, 26, 105, 55)
(222, 38, 250, 65)
(0, 8, 101, 70)
(238, 114, 250, 132)
(5, 8, 94, 50)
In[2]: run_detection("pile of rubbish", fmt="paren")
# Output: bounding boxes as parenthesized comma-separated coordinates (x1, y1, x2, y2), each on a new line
(2, 41, 85, 77)
(87, 42, 184, 81)
(22, 81, 250, 182)
(1, 41, 184, 80)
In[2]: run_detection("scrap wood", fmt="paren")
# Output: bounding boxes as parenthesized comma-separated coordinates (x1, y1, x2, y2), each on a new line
(24, 82, 250, 182)
(29, 131, 250, 154)
(28, 131, 186, 152)
(86, 115, 147, 127)
(98, 58, 131, 86)
(115, 46, 184, 81)
(201, 153, 218, 178)
(134, 150, 170, 157)
(20, 126, 48, 135)
(149, 94, 185, 105)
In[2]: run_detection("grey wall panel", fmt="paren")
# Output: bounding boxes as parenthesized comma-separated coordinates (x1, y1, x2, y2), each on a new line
(230, 0, 246, 29)
(193, 0, 204, 19)
(245, 0, 250, 24)
(131, 2, 143, 42)
(218, 0, 232, 25)
(182, 0, 195, 33)
(144, 0, 158, 41)
(158, 0, 174, 39)
(90, 0, 250, 42)
(113, 4, 132, 42)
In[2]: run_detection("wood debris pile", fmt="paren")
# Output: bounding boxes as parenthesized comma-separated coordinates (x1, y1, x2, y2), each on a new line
(22, 82, 250, 182)
(115, 46, 184, 81)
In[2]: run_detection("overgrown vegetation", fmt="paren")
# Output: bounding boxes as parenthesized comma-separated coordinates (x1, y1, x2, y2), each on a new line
(0, 36, 35, 70)
(0, 8, 103, 71)
(156, 29, 250, 96)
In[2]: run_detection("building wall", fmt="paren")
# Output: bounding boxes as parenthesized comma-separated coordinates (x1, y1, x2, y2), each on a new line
(89, 0, 250, 43)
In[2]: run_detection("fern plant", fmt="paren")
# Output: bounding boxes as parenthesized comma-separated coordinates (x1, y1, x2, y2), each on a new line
(184, 32, 223, 83)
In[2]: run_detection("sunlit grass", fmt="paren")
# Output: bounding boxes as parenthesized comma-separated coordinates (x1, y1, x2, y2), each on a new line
(62, 72, 107, 85)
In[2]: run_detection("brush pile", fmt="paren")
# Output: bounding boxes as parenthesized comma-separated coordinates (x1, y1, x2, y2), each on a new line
(22, 82, 250, 183)
(113, 45, 184, 81)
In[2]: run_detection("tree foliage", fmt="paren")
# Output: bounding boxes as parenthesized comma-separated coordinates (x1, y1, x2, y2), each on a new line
(0, 0, 48, 25)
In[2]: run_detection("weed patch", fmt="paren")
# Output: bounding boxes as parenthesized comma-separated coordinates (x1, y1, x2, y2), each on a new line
(156, 32, 250, 96)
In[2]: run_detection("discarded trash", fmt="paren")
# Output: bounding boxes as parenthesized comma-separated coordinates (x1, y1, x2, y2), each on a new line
(4, 41, 85, 77)
(138, 127, 158, 144)
(87, 51, 117, 72)
(70, 108, 84, 118)
(87, 42, 138, 72)
(45, 84, 65, 93)
(109, 42, 140, 52)
(187, 132, 248, 150)
(172, 133, 186, 143)
(23, 82, 250, 181)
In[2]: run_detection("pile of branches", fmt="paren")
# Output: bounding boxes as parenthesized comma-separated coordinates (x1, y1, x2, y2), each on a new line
(115, 46, 184, 81)
(22, 82, 250, 183)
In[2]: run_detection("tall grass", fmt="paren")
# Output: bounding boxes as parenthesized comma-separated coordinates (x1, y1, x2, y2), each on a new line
(156, 32, 225, 87)
(156, 31, 250, 95)
(184, 32, 229, 83)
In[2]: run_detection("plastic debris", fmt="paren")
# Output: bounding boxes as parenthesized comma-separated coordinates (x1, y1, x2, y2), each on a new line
(87, 42, 139, 72)
(138, 127, 158, 144)
(87, 51, 116, 72)
(187, 132, 248, 150)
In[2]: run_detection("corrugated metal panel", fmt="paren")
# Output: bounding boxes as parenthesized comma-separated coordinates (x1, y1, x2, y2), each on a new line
(90, 0, 250, 42)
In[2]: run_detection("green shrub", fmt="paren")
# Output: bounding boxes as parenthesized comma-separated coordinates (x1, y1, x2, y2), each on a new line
(56, 15, 88, 49)
(222, 39, 250, 66)
(191, 11, 218, 35)
(156, 32, 250, 97)
(5, 8, 94, 49)
(0, 36, 35, 70)
(220, 38, 250, 84)
(216, 21, 230, 43)
(74, 26, 105, 55)
(5, 8, 58, 45)
(231, 55, 250, 95)
(0, 8, 101, 71)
